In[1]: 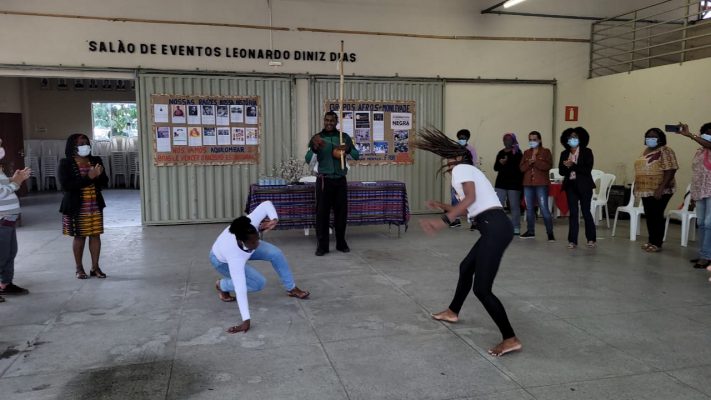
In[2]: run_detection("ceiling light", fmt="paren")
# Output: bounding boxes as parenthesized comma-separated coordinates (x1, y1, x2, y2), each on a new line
(503, 0, 527, 8)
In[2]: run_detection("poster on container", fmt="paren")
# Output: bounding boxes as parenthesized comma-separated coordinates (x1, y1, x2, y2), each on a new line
(325, 99, 415, 165)
(151, 94, 260, 165)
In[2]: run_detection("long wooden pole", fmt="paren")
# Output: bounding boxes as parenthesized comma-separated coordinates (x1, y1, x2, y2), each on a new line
(338, 40, 345, 169)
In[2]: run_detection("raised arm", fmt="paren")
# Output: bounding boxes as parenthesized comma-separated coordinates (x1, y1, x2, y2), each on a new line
(248, 201, 279, 230)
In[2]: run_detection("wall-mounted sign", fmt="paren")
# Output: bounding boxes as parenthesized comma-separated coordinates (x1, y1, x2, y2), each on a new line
(326, 100, 415, 165)
(565, 106, 579, 122)
(88, 40, 357, 63)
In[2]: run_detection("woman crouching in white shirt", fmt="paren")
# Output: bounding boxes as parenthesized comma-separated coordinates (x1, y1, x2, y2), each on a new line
(414, 129, 522, 357)
(210, 201, 310, 333)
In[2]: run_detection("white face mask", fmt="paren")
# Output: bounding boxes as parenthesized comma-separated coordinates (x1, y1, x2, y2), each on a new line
(457, 139, 467, 146)
(76, 145, 91, 157)
(0, 147, 5, 160)
(702, 134, 711, 142)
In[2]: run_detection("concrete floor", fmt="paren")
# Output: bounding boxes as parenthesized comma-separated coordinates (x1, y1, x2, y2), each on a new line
(1, 190, 710, 400)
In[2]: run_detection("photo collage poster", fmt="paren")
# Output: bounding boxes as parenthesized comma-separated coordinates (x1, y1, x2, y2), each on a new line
(152, 94, 260, 166)
(327, 100, 415, 165)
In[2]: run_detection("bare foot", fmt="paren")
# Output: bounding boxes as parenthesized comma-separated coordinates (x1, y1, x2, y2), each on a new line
(432, 309, 458, 323)
(488, 337, 522, 357)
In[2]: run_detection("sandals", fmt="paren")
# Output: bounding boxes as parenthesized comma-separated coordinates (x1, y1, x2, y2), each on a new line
(644, 244, 662, 253)
(76, 267, 88, 280)
(587, 241, 597, 248)
(90, 267, 107, 278)
(567, 243, 577, 249)
(215, 280, 236, 302)
(287, 287, 310, 299)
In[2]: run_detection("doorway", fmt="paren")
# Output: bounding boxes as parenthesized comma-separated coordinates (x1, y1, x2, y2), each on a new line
(0, 75, 142, 229)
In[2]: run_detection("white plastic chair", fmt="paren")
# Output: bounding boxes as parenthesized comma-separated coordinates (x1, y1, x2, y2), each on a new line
(664, 184, 697, 247)
(40, 155, 59, 190)
(591, 173, 616, 227)
(591, 169, 605, 200)
(24, 155, 42, 191)
(110, 151, 128, 188)
(612, 181, 644, 240)
(127, 151, 140, 189)
(549, 168, 563, 181)
(92, 140, 112, 180)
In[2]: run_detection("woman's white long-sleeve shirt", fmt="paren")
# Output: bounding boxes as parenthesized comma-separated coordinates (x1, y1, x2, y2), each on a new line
(210, 201, 278, 321)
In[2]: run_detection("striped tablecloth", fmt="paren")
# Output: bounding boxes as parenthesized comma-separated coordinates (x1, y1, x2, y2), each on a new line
(245, 181, 410, 231)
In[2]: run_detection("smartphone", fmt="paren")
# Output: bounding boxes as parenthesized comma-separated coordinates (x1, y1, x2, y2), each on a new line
(665, 124, 681, 133)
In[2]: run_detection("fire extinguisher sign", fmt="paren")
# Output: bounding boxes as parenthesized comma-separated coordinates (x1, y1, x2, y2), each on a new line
(565, 106, 579, 122)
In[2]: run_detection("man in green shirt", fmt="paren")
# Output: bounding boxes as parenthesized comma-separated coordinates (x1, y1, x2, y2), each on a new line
(305, 111, 360, 256)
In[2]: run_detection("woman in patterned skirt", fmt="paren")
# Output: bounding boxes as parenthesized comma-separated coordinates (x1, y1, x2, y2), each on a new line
(59, 133, 109, 279)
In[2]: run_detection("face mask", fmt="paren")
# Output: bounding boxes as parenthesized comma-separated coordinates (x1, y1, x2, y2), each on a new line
(76, 145, 91, 157)
(529, 141, 539, 149)
(238, 240, 255, 253)
(457, 139, 467, 146)
(0, 147, 4, 160)
(568, 138, 580, 148)
(701, 134, 711, 142)
(645, 138, 658, 148)
(503, 141, 513, 148)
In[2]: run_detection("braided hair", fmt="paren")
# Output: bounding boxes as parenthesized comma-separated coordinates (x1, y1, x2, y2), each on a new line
(413, 128, 473, 173)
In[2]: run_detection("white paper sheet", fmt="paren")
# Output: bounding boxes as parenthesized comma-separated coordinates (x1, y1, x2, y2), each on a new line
(232, 127, 246, 145)
(171, 105, 186, 124)
(201, 105, 216, 125)
(172, 127, 187, 146)
(373, 112, 385, 141)
(156, 127, 171, 152)
(216, 105, 230, 126)
(230, 105, 244, 123)
(390, 112, 412, 130)
(187, 105, 201, 125)
(203, 127, 217, 146)
(246, 128, 259, 145)
(188, 126, 203, 147)
(245, 105, 258, 125)
(154, 104, 169, 123)
(338, 111, 354, 136)
(217, 127, 231, 145)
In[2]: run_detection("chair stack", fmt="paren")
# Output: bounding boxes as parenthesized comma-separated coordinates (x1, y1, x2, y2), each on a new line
(23, 155, 42, 191)
(127, 151, 140, 189)
(40, 155, 59, 190)
(110, 151, 128, 188)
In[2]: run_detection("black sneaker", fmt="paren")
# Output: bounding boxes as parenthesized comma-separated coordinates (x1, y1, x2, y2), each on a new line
(547, 233, 556, 242)
(336, 243, 350, 253)
(0, 283, 29, 295)
(0, 295, 5, 303)
(315, 248, 329, 256)
(520, 231, 535, 239)
(449, 220, 462, 228)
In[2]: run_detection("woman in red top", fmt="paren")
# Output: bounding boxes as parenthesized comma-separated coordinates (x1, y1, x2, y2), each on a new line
(519, 131, 554, 241)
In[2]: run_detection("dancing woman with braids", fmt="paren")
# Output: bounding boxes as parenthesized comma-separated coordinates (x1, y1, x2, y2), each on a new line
(415, 128, 522, 357)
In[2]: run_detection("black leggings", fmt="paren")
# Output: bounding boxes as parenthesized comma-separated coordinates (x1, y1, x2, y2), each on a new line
(641, 194, 673, 247)
(448, 209, 516, 340)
